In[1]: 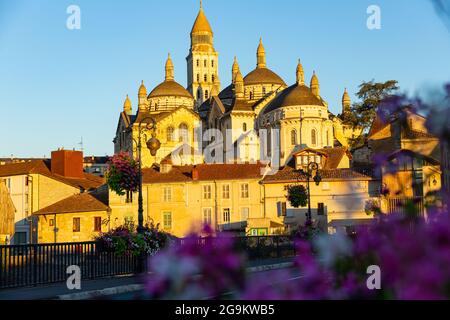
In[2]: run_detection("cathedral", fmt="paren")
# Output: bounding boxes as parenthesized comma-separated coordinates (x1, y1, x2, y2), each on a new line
(114, 2, 361, 169)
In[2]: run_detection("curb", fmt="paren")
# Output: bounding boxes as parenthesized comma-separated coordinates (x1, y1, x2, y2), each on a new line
(56, 261, 294, 300)
(58, 284, 143, 300)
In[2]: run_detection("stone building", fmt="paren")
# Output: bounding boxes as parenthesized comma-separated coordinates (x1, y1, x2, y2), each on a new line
(0, 149, 108, 244)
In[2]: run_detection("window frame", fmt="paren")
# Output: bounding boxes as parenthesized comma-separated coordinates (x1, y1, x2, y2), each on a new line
(223, 208, 231, 224)
(94, 217, 102, 232)
(163, 212, 172, 230)
(222, 184, 230, 199)
(203, 185, 212, 200)
(73, 217, 81, 233)
(240, 183, 249, 199)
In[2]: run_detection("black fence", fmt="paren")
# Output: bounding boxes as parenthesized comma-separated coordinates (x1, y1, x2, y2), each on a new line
(0, 242, 139, 289)
(0, 236, 295, 289)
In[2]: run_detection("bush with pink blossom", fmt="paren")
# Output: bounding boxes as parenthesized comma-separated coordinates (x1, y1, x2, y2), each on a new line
(106, 152, 139, 196)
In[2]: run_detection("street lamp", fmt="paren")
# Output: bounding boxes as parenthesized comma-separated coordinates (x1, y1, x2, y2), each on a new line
(135, 117, 161, 234)
(297, 161, 322, 222)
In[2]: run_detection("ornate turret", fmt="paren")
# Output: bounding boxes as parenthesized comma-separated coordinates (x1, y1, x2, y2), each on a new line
(257, 38, 266, 69)
(310, 71, 320, 97)
(296, 59, 304, 85)
(232, 56, 240, 84)
(165, 53, 174, 81)
(234, 71, 244, 99)
(123, 95, 132, 115)
(342, 88, 351, 114)
(138, 81, 147, 110)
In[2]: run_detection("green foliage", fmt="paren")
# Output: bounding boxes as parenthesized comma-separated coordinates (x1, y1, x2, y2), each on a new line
(350, 80, 399, 132)
(287, 185, 308, 208)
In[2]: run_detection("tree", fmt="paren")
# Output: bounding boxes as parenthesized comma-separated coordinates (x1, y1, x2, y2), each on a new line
(350, 80, 399, 132)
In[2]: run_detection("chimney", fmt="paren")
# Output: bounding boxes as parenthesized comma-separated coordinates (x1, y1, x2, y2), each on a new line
(51, 149, 84, 179)
(192, 166, 199, 181)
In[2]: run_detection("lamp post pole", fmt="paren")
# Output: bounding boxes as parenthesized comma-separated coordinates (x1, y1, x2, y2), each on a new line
(136, 117, 161, 235)
(305, 161, 321, 222)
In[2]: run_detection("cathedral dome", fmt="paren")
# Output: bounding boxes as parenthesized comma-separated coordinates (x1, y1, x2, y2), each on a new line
(263, 84, 324, 114)
(244, 68, 286, 86)
(148, 80, 193, 99)
(148, 54, 193, 100)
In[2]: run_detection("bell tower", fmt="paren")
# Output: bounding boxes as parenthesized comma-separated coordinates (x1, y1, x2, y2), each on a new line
(187, 0, 220, 109)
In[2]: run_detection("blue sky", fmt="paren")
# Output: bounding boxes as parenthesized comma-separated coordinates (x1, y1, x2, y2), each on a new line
(0, 0, 449, 157)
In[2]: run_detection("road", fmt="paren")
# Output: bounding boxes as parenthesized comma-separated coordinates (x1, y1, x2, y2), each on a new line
(109, 267, 303, 300)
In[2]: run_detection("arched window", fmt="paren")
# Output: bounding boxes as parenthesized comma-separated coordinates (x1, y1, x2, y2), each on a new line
(311, 129, 317, 146)
(204, 60, 207, 67)
(167, 126, 175, 142)
(204, 74, 207, 82)
(212, 74, 215, 83)
(205, 90, 209, 99)
(262, 87, 266, 95)
(196, 59, 199, 67)
(179, 123, 189, 142)
(197, 89, 201, 100)
(211, 60, 214, 67)
(249, 91, 253, 100)
(196, 74, 200, 82)
(291, 129, 297, 145)
(243, 123, 247, 132)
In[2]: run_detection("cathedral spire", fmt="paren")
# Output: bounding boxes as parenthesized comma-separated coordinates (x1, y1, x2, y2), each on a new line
(257, 38, 266, 69)
(138, 81, 148, 111)
(232, 56, 240, 84)
(123, 94, 132, 114)
(191, 0, 213, 46)
(310, 71, 320, 97)
(234, 70, 245, 99)
(165, 53, 174, 81)
(296, 59, 304, 85)
(138, 80, 147, 97)
(342, 88, 351, 113)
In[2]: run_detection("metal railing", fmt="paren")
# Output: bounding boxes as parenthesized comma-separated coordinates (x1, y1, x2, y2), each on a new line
(386, 197, 425, 217)
(0, 242, 138, 289)
(176, 235, 296, 261)
(0, 236, 296, 289)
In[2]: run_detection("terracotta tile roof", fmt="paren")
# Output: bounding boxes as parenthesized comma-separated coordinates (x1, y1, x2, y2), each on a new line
(262, 164, 375, 184)
(0, 160, 105, 190)
(0, 160, 50, 177)
(33, 192, 109, 215)
(143, 162, 267, 184)
(401, 129, 437, 140)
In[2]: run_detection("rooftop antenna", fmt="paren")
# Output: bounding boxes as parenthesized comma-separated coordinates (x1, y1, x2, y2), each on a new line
(78, 137, 84, 152)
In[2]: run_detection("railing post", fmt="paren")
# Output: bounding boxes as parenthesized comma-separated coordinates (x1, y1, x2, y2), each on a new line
(33, 244, 38, 286)
(276, 236, 280, 258)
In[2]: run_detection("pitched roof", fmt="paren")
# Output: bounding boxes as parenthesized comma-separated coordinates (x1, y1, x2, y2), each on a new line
(143, 163, 267, 184)
(33, 192, 109, 215)
(262, 166, 375, 184)
(0, 160, 104, 190)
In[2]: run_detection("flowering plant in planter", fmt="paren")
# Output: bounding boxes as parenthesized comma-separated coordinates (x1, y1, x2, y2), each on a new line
(106, 152, 139, 196)
(95, 222, 170, 257)
(364, 198, 382, 216)
(286, 184, 308, 208)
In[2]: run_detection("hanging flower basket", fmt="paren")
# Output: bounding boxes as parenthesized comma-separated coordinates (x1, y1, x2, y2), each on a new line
(106, 152, 139, 196)
(287, 185, 308, 208)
